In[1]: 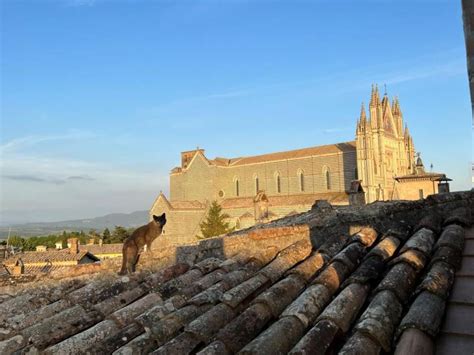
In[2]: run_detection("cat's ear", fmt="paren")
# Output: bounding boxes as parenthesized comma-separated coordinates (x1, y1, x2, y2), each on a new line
(153, 215, 159, 222)
(161, 213, 166, 219)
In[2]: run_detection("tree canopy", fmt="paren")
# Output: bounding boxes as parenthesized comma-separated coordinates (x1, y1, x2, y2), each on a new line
(199, 201, 234, 239)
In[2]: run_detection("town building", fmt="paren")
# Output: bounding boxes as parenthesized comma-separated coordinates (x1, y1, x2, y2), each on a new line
(150, 86, 449, 244)
(2, 238, 99, 275)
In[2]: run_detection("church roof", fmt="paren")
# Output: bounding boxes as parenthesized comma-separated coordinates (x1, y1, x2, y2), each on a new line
(0, 192, 472, 354)
(220, 192, 348, 209)
(228, 142, 356, 166)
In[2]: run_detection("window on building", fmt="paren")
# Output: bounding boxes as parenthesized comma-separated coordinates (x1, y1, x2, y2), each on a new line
(255, 177, 259, 194)
(299, 172, 305, 192)
(325, 169, 331, 190)
(355, 167, 358, 180)
(235, 180, 240, 197)
(276, 174, 281, 193)
(419, 189, 424, 199)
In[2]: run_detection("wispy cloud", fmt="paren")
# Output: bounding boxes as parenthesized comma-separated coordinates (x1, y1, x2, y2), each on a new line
(67, 175, 95, 181)
(0, 130, 97, 154)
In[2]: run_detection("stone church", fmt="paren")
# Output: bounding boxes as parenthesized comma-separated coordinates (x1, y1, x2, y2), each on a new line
(150, 86, 449, 244)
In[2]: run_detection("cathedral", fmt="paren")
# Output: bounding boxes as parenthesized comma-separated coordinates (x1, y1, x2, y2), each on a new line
(150, 86, 450, 245)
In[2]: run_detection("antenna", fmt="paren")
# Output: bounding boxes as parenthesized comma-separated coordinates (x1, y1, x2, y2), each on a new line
(384, 84, 387, 95)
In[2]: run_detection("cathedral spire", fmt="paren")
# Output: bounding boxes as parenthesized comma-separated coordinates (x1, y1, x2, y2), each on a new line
(370, 84, 380, 107)
(360, 102, 367, 121)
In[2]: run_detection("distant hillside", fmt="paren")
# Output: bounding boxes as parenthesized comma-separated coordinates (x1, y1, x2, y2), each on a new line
(0, 210, 149, 238)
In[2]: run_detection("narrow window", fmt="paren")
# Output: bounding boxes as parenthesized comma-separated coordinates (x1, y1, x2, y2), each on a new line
(419, 189, 424, 199)
(235, 180, 240, 197)
(300, 172, 305, 192)
(255, 177, 259, 194)
(354, 167, 358, 180)
(326, 170, 331, 190)
(276, 175, 281, 193)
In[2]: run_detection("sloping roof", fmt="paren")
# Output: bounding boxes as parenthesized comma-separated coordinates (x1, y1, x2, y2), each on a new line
(229, 141, 356, 166)
(0, 202, 471, 354)
(2, 249, 99, 266)
(170, 200, 206, 210)
(395, 172, 445, 181)
(220, 192, 348, 209)
(80, 244, 123, 255)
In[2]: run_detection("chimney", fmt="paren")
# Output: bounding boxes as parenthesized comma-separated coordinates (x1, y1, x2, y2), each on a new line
(55, 241, 63, 250)
(99, 239, 103, 246)
(68, 238, 79, 254)
(36, 245, 47, 252)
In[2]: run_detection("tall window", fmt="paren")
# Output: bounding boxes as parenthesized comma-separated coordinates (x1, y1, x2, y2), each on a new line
(235, 179, 240, 197)
(299, 172, 305, 192)
(255, 176, 259, 194)
(419, 189, 424, 199)
(325, 169, 331, 190)
(276, 174, 281, 193)
(354, 167, 358, 180)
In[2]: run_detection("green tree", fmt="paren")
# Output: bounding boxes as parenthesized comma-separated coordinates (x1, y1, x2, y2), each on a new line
(199, 201, 234, 239)
(102, 228, 112, 243)
(7, 235, 26, 250)
(110, 226, 129, 243)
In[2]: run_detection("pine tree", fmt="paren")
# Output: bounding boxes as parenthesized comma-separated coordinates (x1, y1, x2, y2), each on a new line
(102, 228, 111, 243)
(199, 201, 234, 239)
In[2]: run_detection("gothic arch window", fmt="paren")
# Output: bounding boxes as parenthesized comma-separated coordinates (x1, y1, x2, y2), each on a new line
(235, 179, 240, 197)
(323, 166, 331, 190)
(254, 175, 259, 194)
(274, 172, 281, 194)
(354, 167, 358, 180)
(297, 169, 305, 192)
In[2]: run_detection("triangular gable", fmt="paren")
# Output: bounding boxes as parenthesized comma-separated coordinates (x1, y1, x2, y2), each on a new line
(186, 150, 213, 170)
(150, 192, 173, 213)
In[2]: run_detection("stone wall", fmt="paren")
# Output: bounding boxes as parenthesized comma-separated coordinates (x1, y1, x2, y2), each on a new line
(144, 191, 473, 273)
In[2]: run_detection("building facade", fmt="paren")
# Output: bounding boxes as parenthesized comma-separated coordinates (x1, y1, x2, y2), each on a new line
(150, 86, 448, 245)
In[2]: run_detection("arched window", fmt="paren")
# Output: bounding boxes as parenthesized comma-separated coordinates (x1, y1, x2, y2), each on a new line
(299, 171, 305, 192)
(255, 176, 259, 194)
(275, 172, 281, 193)
(323, 167, 331, 190)
(235, 179, 240, 197)
(354, 167, 358, 180)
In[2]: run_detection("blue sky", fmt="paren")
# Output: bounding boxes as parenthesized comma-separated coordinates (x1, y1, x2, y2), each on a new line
(1, 0, 472, 224)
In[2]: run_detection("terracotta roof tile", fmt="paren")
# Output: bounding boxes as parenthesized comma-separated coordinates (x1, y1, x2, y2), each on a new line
(1, 192, 473, 354)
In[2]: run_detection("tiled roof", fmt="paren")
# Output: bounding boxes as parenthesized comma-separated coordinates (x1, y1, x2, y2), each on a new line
(395, 172, 445, 181)
(170, 200, 207, 210)
(2, 249, 99, 266)
(228, 141, 356, 166)
(0, 201, 471, 354)
(221, 192, 348, 209)
(80, 244, 123, 255)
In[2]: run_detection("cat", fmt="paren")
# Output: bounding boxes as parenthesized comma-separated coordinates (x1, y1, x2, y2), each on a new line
(118, 213, 166, 275)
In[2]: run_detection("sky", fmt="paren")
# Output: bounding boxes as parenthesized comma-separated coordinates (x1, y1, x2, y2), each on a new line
(1, 0, 472, 224)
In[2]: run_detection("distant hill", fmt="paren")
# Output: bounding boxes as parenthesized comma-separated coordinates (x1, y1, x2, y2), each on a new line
(0, 210, 149, 238)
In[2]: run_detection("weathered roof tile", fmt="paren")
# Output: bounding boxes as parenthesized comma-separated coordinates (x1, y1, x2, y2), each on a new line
(288, 319, 339, 355)
(354, 290, 403, 352)
(435, 224, 465, 253)
(316, 283, 370, 333)
(397, 291, 446, 338)
(281, 284, 331, 327)
(375, 262, 419, 303)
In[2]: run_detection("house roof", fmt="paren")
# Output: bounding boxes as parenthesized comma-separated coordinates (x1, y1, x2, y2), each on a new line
(395, 172, 445, 182)
(80, 244, 123, 255)
(0, 198, 471, 354)
(2, 249, 99, 266)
